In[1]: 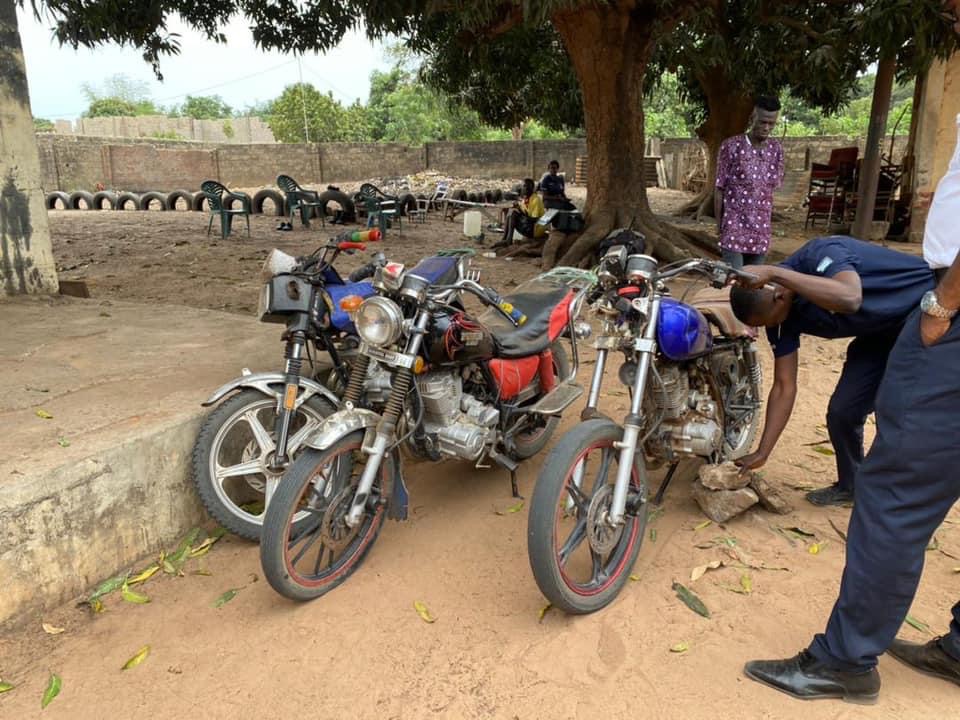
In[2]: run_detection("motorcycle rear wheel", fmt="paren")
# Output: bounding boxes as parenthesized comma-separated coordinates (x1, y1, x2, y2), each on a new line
(191, 389, 335, 541)
(527, 419, 648, 614)
(260, 432, 387, 601)
(509, 341, 570, 460)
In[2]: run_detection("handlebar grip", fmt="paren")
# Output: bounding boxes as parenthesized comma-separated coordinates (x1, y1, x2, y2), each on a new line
(338, 241, 367, 251)
(348, 263, 377, 283)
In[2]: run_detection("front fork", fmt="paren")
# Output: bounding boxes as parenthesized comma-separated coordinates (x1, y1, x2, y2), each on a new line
(345, 310, 430, 527)
(270, 333, 306, 471)
(608, 297, 661, 526)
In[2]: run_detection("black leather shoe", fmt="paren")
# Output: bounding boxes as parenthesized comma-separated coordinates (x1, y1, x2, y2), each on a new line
(888, 637, 960, 687)
(806, 484, 854, 507)
(744, 650, 880, 704)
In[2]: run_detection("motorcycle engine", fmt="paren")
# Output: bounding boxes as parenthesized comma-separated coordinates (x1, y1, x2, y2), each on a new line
(650, 364, 722, 458)
(417, 371, 499, 460)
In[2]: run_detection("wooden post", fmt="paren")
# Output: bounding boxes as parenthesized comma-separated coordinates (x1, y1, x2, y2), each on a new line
(852, 55, 896, 240)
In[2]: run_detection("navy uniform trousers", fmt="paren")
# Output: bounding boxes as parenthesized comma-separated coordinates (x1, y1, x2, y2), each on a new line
(827, 330, 901, 493)
(809, 310, 960, 670)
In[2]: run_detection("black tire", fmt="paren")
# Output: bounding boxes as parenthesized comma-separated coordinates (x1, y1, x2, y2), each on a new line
(45, 191, 71, 210)
(512, 183, 523, 194)
(483, 189, 496, 203)
(91, 191, 117, 210)
(452, 189, 468, 201)
(191, 389, 337, 541)
(318, 189, 356, 221)
(491, 188, 504, 203)
(166, 189, 194, 211)
(397, 192, 417, 216)
(69, 190, 95, 210)
(503, 191, 519, 202)
(260, 432, 389, 601)
(191, 192, 210, 212)
(510, 341, 570, 460)
(527, 419, 648, 614)
(467, 192, 480, 203)
(252, 188, 285, 216)
(139, 191, 168, 211)
(116, 192, 140, 210)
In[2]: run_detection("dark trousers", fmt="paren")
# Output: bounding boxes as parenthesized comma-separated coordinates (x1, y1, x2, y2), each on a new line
(721, 249, 766, 269)
(809, 310, 960, 671)
(827, 331, 899, 492)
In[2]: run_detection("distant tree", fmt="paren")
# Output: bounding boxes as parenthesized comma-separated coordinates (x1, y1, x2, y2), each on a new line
(33, 117, 55, 132)
(268, 83, 350, 143)
(81, 73, 157, 117)
(178, 95, 233, 119)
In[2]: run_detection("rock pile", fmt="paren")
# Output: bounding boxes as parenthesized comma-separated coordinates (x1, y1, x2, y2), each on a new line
(692, 461, 793, 523)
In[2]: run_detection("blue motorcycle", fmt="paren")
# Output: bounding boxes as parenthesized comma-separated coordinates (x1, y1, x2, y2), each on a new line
(527, 234, 763, 613)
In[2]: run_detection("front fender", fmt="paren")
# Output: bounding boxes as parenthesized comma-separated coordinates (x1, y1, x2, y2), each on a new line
(304, 407, 382, 451)
(201, 370, 341, 410)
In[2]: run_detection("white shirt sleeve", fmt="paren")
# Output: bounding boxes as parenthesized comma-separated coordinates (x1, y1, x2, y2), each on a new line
(923, 114, 960, 269)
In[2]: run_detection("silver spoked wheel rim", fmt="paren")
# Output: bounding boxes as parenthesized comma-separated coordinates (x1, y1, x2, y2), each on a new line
(208, 397, 326, 527)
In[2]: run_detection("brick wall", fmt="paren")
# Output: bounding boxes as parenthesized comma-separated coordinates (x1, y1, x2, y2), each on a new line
(54, 115, 276, 144)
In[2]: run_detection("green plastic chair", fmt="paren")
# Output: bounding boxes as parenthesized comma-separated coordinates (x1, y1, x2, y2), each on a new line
(358, 183, 400, 237)
(277, 175, 326, 228)
(200, 180, 250, 239)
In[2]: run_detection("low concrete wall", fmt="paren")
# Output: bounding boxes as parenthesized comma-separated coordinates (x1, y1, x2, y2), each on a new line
(54, 115, 276, 144)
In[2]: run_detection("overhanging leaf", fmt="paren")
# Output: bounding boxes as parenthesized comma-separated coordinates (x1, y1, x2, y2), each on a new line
(41, 673, 61, 709)
(905, 614, 931, 634)
(690, 560, 723, 582)
(121, 583, 150, 605)
(672, 582, 710, 618)
(42, 623, 65, 635)
(213, 589, 238, 608)
(414, 600, 436, 623)
(670, 642, 689, 654)
(122, 645, 150, 670)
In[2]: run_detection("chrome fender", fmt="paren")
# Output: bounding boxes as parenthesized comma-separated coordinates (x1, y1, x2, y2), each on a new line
(303, 407, 382, 451)
(201, 369, 341, 410)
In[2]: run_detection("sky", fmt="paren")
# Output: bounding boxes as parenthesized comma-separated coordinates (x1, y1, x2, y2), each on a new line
(16, 6, 391, 122)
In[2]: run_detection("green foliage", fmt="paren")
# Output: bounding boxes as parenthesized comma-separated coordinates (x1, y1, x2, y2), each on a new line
(645, 74, 696, 138)
(33, 117, 55, 132)
(178, 94, 233, 119)
(81, 73, 158, 117)
(222, 118, 235, 139)
(151, 130, 186, 140)
(268, 83, 352, 142)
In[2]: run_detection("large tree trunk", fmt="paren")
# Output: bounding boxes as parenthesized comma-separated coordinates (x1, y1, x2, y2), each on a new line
(677, 80, 754, 219)
(551, 3, 706, 267)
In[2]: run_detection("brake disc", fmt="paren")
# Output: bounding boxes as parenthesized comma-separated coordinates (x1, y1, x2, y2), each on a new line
(586, 484, 625, 555)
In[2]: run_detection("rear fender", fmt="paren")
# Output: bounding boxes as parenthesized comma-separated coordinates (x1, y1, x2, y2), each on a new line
(201, 370, 340, 409)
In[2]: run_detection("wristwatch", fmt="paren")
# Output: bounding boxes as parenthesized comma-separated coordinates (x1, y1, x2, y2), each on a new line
(920, 290, 958, 319)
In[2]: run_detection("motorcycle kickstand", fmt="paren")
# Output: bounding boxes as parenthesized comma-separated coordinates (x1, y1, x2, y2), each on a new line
(510, 470, 522, 500)
(653, 462, 680, 506)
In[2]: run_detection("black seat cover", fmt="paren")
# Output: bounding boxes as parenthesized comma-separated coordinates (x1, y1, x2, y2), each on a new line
(479, 279, 571, 358)
(407, 256, 459, 286)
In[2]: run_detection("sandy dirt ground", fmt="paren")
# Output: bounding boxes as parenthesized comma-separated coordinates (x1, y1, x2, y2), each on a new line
(1, 191, 956, 719)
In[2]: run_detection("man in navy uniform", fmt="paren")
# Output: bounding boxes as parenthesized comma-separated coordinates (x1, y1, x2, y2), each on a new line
(742, 112, 960, 702)
(729, 236, 935, 506)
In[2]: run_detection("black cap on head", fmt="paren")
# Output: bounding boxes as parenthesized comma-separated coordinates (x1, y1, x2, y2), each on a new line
(755, 95, 782, 112)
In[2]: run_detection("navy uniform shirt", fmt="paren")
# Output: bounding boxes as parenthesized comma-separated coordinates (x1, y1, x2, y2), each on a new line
(768, 236, 936, 357)
(539, 172, 565, 197)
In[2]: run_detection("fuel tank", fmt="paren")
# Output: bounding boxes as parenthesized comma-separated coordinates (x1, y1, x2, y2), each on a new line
(657, 298, 713, 361)
(423, 311, 496, 366)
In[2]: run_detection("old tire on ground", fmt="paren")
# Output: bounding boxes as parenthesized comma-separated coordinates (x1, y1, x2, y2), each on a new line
(491, 188, 504, 203)
(484, 189, 496, 203)
(91, 191, 117, 210)
(397, 192, 417, 216)
(45, 191, 71, 210)
(191, 192, 210, 212)
(503, 191, 519, 201)
(526, 418, 648, 615)
(318, 189, 356, 222)
(116, 192, 140, 211)
(467, 192, 480, 203)
(167, 189, 195, 211)
(191, 388, 336, 541)
(139, 191, 169, 211)
(252, 188, 285, 216)
(452, 189, 467, 201)
(69, 190, 95, 210)
(509, 341, 569, 460)
(512, 183, 523, 194)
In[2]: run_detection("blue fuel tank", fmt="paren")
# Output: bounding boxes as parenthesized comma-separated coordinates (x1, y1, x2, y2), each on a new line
(657, 298, 713, 361)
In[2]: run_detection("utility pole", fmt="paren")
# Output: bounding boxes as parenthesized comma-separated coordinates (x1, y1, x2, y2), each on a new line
(851, 55, 896, 240)
(297, 56, 310, 143)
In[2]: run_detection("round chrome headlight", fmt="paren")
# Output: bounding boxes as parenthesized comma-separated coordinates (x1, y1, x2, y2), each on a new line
(356, 297, 404, 347)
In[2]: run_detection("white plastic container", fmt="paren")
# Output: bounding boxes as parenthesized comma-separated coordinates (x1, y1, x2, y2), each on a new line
(463, 210, 482, 238)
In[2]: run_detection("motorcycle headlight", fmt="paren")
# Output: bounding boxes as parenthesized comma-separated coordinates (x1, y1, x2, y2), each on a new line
(356, 297, 404, 347)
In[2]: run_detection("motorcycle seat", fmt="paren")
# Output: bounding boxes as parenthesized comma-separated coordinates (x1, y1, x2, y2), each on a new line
(407, 255, 460, 286)
(480, 279, 573, 358)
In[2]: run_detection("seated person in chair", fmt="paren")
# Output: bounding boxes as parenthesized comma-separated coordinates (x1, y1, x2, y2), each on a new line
(494, 178, 546, 248)
(540, 160, 576, 211)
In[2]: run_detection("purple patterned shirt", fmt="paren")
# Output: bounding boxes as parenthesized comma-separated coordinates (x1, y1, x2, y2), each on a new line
(715, 134, 784, 254)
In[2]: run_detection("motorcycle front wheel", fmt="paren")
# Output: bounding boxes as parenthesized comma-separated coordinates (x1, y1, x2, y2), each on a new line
(527, 419, 648, 614)
(260, 431, 388, 601)
(191, 389, 335, 541)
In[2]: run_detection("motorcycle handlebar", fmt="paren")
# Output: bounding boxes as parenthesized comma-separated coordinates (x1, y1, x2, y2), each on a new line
(338, 241, 366, 252)
(429, 279, 526, 327)
(333, 228, 381, 244)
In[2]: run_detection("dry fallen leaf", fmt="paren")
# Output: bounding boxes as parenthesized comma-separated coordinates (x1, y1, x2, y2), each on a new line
(812, 446, 835, 456)
(414, 600, 436, 624)
(213, 589, 238, 608)
(36, 409, 54, 420)
(808, 541, 828, 555)
(690, 560, 723, 582)
(740, 573, 753, 594)
(828, 518, 848, 542)
(122, 645, 150, 670)
(41, 623, 65, 635)
(538, 603, 553, 623)
(629, 574, 642, 582)
(672, 582, 710, 618)
(670, 642, 689, 654)
(905, 615, 931, 634)
(57, 437, 70, 448)
(0, 681, 14, 693)
(693, 520, 713, 532)
(650, 528, 658, 543)
(128, 565, 160, 585)
(121, 583, 150, 605)
(41, 673, 61, 709)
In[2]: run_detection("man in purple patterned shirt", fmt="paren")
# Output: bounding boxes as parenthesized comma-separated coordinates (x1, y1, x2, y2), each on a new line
(714, 96, 785, 269)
